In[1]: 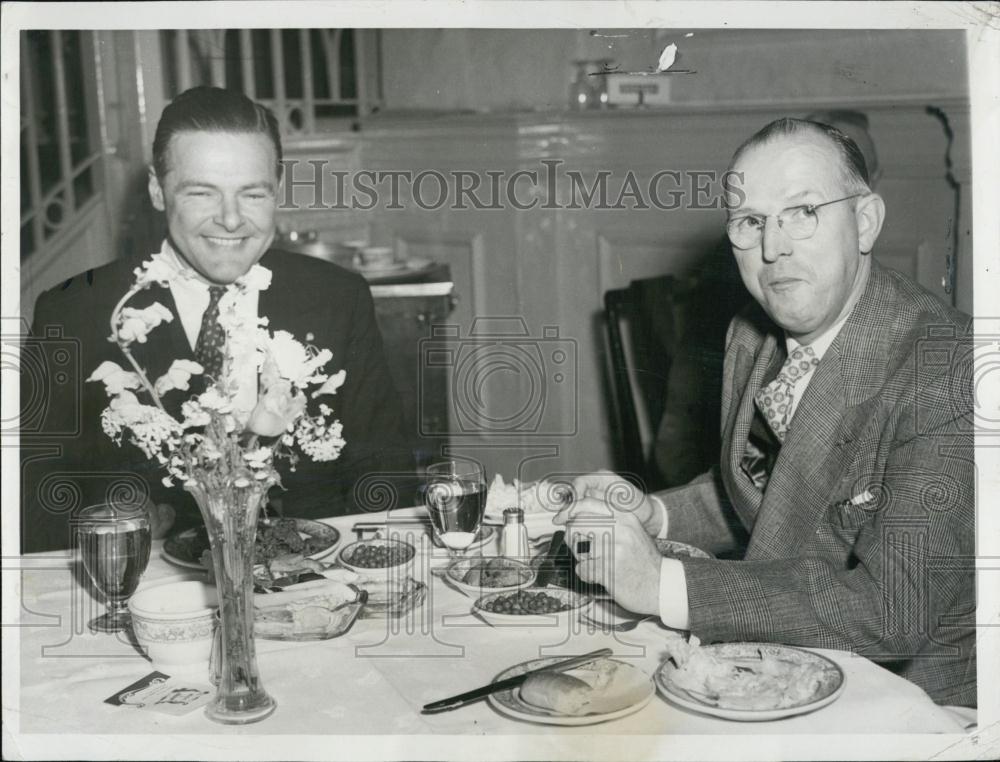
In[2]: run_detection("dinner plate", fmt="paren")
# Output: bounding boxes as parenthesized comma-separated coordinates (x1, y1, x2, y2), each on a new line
(654, 643, 845, 721)
(487, 656, 654, 726)
(162, 519, 341, 569)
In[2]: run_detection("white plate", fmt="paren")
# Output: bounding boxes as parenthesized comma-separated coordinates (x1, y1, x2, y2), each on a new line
(654, 643, 845, 721)
(444, 556, 536, 597)
(487, 656, 654, 726)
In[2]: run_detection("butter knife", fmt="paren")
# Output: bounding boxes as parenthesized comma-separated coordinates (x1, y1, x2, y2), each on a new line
(421, 647, 613, 713)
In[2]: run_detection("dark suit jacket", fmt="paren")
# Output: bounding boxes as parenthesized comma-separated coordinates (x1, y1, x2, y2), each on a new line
(21, 248, 414, 553)
(656, 261, 976, 707)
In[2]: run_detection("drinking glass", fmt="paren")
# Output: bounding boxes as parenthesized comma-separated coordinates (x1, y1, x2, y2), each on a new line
(424, 460, 487, 554)
(75, 503, 152, 633)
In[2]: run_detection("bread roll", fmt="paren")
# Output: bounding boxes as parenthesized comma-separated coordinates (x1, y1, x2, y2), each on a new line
(519, 671, 594, 715)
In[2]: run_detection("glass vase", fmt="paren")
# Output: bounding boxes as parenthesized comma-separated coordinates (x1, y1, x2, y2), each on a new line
(187, 478, 276, 724)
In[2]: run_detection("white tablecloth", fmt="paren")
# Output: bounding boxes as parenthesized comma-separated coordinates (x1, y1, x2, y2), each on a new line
(6, 507, 970, 757)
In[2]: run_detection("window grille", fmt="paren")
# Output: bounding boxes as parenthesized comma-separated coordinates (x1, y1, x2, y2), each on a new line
(159, 29, 378, 135)
(20, 30, 105, 260)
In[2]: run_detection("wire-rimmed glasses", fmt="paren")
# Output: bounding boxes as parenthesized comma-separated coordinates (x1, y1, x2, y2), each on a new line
(726, 193, 864, 250)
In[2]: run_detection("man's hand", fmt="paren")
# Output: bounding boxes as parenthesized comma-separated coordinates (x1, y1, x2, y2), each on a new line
(552, 470, 662, 537)
(562, 499, 662, 616)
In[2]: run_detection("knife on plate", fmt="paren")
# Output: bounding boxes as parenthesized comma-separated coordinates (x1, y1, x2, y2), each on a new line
(421, 647, 613, 713)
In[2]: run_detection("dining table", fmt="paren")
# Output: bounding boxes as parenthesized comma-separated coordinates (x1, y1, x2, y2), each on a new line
(6, 506, 977, 760)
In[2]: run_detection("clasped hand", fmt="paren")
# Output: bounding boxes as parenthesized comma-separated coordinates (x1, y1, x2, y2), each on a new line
(552, 471, 663, 616)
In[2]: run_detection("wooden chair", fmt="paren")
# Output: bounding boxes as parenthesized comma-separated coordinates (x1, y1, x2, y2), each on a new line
(603, 275, 679, 490)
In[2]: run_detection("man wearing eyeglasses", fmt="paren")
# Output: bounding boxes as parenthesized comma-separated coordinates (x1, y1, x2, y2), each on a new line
(558, 117, 976, 709)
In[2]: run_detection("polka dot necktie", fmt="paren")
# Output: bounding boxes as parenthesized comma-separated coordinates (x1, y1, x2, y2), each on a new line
(194, 286, 228, 382)
(754, 344, 820, 442)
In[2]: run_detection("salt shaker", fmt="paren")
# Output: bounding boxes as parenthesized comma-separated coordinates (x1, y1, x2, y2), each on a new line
(500, 508, 530, 560)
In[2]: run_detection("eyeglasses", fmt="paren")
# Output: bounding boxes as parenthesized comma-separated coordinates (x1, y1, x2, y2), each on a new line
(726, 193, 864, 250)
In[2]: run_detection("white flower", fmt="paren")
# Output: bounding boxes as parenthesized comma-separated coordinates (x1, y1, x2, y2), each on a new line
(133, 248, 180, 288)
(100, 393, 182, 460)
(197, 387, 233, 413)
(154, 359, 204, 395)
(238, 264, 272, 292)
(246, 380, 307, 437)
(267, 331, 310, 383)
(116, 303, 174, 344)
(301, 348, 333, 385)
(312, 369, 346, 398)
(243, 446, 273, 470)
(180, 400, 211, 428)
(87, 361, 142, 395)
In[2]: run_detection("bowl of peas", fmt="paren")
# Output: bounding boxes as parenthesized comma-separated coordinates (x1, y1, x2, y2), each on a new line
(336, 538, 416, 581)
(472, 587, 591, 628)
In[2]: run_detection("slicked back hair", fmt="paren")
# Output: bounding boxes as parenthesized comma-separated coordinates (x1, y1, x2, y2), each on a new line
(152, 86, 282, 179)
(727, 117, 872, 204)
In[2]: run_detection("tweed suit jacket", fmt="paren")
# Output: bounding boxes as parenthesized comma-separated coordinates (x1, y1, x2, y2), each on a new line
(656, 261, 976, 707)
(21, 247, 413, 554)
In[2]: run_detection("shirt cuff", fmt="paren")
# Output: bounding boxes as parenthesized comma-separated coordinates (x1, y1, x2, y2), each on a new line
(658, 557, 690, 630)
(649, 494, 670, 539)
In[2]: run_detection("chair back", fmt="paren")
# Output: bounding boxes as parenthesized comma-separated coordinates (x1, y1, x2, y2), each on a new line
(603, 275, 679, 488)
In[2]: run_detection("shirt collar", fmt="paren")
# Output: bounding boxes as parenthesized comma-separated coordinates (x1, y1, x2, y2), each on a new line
(159, 239, 267, 293)
(785, 309, 851, 361)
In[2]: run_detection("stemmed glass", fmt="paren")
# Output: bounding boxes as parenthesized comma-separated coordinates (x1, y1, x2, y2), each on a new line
(75, 503, 152, 633)
(424, 460, 487, 555)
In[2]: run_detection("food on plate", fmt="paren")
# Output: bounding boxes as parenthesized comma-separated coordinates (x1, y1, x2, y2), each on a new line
(341, 541, 415, 569)
(253, 579, 366, 640)
(519, 658, 642, 716)
(479, 590, 570, 615)
(256, 517, 328, 560)
(663, 636, 831, 711)
(461, 557, 533, 588)
(484, 474, 569, 518)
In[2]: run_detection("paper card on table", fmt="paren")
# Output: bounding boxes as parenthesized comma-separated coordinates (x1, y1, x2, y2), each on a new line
(104, 671, 170, 707)
(104, 672, 214, 715)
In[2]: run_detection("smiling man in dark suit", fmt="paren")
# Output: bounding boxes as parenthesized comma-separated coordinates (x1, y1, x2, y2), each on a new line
(558, 118, 976, 708)
(21, 86, 412, 553)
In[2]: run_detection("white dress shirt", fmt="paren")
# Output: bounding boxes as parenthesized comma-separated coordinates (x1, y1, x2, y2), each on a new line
(160, 242, 261, 421)
(655, 313, 851, 629)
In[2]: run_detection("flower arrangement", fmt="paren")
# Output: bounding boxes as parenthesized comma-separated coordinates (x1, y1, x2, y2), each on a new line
(87, 246, 347, 497)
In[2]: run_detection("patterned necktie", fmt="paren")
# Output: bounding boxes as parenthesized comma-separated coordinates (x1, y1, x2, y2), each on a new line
(194, 286, 227, 382)
(754, 344, 820, 442)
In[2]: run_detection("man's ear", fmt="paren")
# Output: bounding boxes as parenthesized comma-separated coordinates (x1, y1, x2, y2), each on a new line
(855, 193, 885, 254)
(148, 167, 166, 212)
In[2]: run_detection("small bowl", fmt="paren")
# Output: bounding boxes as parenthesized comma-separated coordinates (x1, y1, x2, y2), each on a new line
(472, 587, 591, 628)
(336, 538, 416, 581)
(445, 556, 536, 598)
(128, 580, 218, 674)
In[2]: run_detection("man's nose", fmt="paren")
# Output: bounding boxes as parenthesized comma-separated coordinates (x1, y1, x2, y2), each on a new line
(215, 195, 244, 231)
(761, 216, 792, 263)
